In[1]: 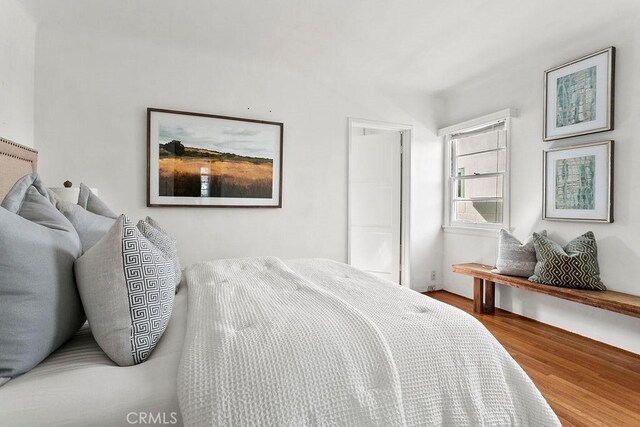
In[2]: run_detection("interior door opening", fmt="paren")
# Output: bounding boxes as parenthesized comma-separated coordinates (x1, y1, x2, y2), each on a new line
(348, 119, 411, 287)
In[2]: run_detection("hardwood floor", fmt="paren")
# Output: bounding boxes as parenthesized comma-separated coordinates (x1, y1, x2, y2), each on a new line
(426, 290, 640, 427)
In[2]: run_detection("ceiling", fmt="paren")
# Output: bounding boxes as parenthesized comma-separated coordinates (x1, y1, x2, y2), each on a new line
(19, 0, 640, 95)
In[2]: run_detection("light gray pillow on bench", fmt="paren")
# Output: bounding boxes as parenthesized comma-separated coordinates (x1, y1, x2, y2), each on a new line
(492, 229, 546, 277)
(75, 215, 175, 366)
(0, 174, 85, 381)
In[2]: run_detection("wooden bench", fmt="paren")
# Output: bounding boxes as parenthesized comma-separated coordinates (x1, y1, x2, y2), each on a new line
(452, 263, 640, 318)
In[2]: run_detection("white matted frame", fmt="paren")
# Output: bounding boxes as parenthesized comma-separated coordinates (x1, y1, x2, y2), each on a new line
(148, 108, 283, 208)
(543, 140, 614, 223)
(347, 118, 412, 288)
(544, 47, 615, 141)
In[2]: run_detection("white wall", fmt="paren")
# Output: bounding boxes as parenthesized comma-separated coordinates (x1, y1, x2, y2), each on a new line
(34, 28, 443, 291)
(439, 13, 640, 353)
(0, 0, 36, 146)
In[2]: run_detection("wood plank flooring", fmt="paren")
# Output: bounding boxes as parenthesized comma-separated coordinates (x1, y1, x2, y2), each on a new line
(425, 290, 640, 427)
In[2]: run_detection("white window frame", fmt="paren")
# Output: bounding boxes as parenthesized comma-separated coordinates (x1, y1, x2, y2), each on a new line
(438, 109, 517, 233)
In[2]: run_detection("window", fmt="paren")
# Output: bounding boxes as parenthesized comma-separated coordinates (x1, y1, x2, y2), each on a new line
(440, 110, 514, 230)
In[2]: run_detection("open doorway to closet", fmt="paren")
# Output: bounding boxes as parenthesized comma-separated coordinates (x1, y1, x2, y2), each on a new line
(348, 118, 412, 287)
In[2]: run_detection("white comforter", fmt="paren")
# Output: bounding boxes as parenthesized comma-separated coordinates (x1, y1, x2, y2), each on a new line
(179, 257, 559, 426)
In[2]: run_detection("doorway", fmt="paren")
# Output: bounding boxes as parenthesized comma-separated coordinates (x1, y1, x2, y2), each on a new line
(348, 118, 411, 287)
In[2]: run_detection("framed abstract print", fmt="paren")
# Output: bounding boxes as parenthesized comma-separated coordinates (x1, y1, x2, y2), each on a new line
(543, 141, 613, 223)
(543, 47, 615, 141)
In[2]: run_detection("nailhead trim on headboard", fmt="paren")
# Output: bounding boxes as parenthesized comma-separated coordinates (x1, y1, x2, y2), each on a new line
(0, 137, 39, 201)
(0, 137, 38, 154)
(0, 152, 35, 163)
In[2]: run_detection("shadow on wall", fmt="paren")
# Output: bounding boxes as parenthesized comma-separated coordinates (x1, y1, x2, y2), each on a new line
(597, 235, 636, 290)
(541, 232, 635, 293)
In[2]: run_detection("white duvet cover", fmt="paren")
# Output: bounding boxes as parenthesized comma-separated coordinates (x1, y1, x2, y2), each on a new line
(179, 257, 560, 426)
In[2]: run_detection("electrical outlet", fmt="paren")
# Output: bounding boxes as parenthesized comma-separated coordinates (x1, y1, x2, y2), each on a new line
(427, 285, 436, 292)
(430, 270, 436, 281)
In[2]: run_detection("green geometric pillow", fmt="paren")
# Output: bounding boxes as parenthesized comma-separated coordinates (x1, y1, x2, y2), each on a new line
(529, 231, 605, 290)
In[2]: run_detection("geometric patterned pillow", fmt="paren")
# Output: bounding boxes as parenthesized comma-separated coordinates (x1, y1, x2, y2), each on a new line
(74, 215, 175, 366)
(137, 217, 181, 291)
(529, 231, 606, 290)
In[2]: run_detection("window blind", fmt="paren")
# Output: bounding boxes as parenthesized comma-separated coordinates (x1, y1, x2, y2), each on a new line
(450, 120, 507, 225)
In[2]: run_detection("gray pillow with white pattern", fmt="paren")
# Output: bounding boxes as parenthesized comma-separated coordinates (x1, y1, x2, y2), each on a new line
(137, 217, 181, 291)
(75, 214, 175, 366)
(492, 229, 546, 277)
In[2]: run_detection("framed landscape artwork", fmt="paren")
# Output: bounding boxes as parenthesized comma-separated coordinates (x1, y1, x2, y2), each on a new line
(147, 108, 283, 207)
(543, 141, 613, 222)
(543, 47, 615, 141)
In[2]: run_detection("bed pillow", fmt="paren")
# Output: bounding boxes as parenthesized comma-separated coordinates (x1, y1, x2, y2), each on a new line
(0, 174, 85, 380)
(137, 217, 182, 291)
(78, 183, 117, 219)
(492, 229, 547, 277)
(48, 190, 116, 252)
(75, 215, 175, 366)
(1, 173, 49, 212)
(529, 231, 605, 290)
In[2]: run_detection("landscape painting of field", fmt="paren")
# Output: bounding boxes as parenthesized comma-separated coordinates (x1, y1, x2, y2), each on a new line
(148, 109, 283, 207)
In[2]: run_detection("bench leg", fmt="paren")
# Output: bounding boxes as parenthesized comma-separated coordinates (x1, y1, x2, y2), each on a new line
(473, 278, 495, 314)
(473, 278, 484, 313)
(484, 280, 495, 314)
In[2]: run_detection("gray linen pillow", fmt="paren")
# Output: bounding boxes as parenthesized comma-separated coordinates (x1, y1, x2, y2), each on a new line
(75, 215, 175, 366)
(1, 173, 50, 212)
(529, 231, 605, 290)
(78, 183, 117, 218)
(0, 174, 85, 380)
(48, 190, 116, 252)
(137, 217, 182, 291)
(492, 229, 547, 277)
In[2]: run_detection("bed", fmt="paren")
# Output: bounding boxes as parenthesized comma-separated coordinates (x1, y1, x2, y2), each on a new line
(0, 138, 560, 426)
(0, 288, 187, 426)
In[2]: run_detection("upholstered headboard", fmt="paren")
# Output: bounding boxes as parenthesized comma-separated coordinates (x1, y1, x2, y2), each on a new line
(0, 137, 38, 201)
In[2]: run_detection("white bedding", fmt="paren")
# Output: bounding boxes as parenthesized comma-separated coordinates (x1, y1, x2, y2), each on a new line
(0, 288, 188, 427)
(179, 257, 560, 426)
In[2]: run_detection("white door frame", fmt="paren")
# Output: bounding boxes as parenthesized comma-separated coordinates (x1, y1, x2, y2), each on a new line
(347, 117, 412, 287)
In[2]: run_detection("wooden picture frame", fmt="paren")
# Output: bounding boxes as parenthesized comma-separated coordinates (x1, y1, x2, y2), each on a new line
(147, 108, 283, 208)
(543, 47, 615, 141)
(543, 140, 613, 223)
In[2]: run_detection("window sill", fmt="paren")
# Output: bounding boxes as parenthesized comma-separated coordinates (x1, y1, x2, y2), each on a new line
(442, 225, 509, 237)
